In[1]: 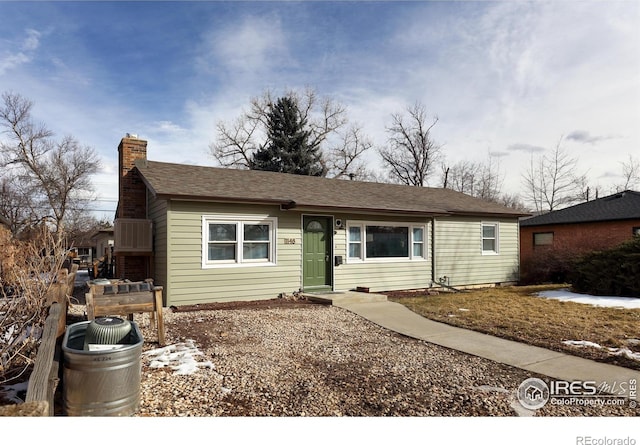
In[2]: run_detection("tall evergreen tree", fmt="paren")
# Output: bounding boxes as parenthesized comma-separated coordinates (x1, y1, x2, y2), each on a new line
(251, 96, 325, 176)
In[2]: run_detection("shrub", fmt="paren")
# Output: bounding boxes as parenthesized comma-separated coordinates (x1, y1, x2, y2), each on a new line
(570, 236, 640, 297)
(519, 248, 580, 285)
(0, 228, 66, 384)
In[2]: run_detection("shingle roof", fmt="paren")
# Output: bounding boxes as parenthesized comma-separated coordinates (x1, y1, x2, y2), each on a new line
(134, 160, 529, 218)
(520, 190, 640, 227)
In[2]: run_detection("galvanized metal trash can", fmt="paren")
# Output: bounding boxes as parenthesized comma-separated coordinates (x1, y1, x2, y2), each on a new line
(62, 319, 144, 416)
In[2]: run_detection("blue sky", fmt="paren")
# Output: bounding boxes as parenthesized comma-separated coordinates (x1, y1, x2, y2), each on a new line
(1, 1, 639, 218)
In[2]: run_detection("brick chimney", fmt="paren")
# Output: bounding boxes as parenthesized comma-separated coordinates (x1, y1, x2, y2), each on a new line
(118, 134, 148, 219)
(116, 134, 150, 281)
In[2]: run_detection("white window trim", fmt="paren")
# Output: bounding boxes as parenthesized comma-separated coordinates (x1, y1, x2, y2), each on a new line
(346, 221, 428, 263)
(202, 214, 277, 268)
(481, 222, 500, 255)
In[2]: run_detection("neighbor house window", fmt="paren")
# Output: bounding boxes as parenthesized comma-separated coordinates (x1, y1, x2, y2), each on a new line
(203, 215, 276, 267)
(633, 227, 640, 236)
(533, 232, 554, 247)
(347, 222, 426, 262)
(481, 223, 499, 254)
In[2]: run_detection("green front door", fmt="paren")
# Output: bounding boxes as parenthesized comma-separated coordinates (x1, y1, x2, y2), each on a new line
(303, 216, 332, 290)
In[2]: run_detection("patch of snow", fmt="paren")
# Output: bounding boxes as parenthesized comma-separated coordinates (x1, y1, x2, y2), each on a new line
(610, 348, 640, 361)
(535, 289, 640, 309)
(1, 324, 41, 348)
(562, 340, 603, 349)
(143, 339, 215, 375)
(562, 340, 640, 361)
(3, 325, 16, 344)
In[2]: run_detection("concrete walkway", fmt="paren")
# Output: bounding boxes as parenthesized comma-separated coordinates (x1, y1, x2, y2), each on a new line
(307, 292, 640, 389)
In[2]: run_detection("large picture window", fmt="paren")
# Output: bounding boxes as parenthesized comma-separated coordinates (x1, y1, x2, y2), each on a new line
(366, 225, 409, 258)
(203, 216, 276, 267)
(347, 222, 426, 262)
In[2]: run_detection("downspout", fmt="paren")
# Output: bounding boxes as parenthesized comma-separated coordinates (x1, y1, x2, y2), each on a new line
(431, 217, 436, 287)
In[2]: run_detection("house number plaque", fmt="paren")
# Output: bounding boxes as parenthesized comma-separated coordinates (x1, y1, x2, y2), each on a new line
(284, 238, 296, 245)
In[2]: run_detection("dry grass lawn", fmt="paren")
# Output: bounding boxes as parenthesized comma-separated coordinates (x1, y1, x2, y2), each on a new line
(388, 285, 640, 370)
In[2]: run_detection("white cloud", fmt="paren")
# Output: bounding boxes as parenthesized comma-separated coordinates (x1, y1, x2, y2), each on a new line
(22, 29, 41, 51)
(199, 14, 290, 76)
(0, 28, 41, 75)
(384, 1, 639, 194)
(0, 52, 30, 75)
(153, 120, 188, 135)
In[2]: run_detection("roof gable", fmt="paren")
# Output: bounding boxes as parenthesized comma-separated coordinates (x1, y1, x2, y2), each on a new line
(520, 190, 640, 227)
(134, 160, 529, 218)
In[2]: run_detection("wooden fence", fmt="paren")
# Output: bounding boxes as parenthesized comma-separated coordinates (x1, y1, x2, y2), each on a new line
(0, 266, 77, 416)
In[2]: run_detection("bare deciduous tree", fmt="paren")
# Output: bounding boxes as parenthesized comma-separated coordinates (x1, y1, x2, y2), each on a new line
(441, 152, 526, 209)
(616, 154, 640, 192)
(324, 125, 375, 180)
(521, 138, 587, 212)
(496, 193, 529, 211)
(0, 174, 34, 237)
(442, 154, 503, 201)
(379, 103, 442, 187)
(210, 88, 372, 180)
(0, 92, 100, 236)
(441, 159, 480, 195)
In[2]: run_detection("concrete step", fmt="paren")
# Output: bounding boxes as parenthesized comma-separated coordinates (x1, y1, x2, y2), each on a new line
(303, 291, 388, 305)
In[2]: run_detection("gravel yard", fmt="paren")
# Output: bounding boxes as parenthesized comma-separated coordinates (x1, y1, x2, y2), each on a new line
(121, 302, 638, 417)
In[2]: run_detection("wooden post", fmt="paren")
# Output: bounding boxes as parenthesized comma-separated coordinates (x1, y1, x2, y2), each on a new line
(153, 286, 165, 346)
(25, 303, 63, 416)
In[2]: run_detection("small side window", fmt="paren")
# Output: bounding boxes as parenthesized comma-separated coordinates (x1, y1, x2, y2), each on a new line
(481, 223, 499, 254)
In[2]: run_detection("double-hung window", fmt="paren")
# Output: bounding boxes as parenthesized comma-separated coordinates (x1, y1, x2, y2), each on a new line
(347, 222, 426, 262)
(412, 227, 425, 257)
(481, 222, 499, 254)
(203, 216, 276, 267)
(348, 226, 363, 260)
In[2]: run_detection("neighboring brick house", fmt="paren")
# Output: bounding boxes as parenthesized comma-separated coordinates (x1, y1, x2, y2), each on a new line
(519, 190, 640, 268)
